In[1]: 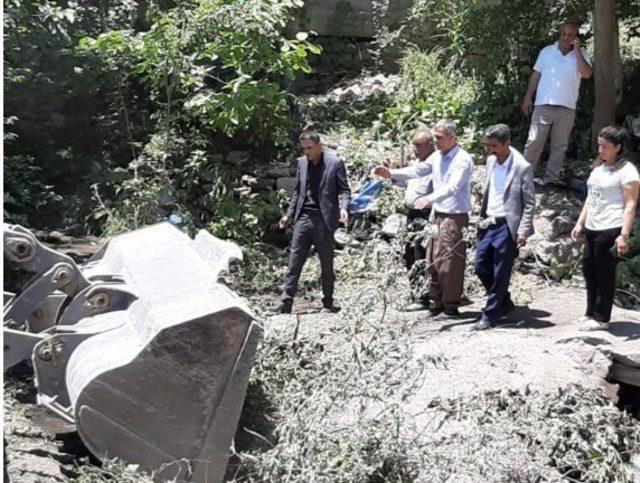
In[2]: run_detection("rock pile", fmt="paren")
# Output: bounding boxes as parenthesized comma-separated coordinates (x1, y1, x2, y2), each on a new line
(520, 189, 583, 279)
(317, 74, 401, 105)
(300, 74, 400, 126)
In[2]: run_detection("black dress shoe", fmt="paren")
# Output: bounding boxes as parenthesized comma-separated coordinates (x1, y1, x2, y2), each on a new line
(471, 318, 494, 331)
(429, 306, 444, 317)
(500, 300, 516, 316)
(321, 304, 341, 313)
(432, 308, 460, 321)
(278, 302, 292, 314)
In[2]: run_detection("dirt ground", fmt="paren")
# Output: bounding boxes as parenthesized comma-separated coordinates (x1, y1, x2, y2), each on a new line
(3, 245, 640, 481)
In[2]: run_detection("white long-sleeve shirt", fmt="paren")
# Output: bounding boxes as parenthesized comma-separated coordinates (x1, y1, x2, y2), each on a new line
(425, 145, 473, 214)
(389, 161, 433, 208)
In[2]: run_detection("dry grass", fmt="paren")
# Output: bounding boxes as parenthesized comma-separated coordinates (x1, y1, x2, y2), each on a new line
(231, 237, 640, 482)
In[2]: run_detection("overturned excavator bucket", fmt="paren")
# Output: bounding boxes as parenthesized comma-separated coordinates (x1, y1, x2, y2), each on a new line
(3, 223, 262, 482)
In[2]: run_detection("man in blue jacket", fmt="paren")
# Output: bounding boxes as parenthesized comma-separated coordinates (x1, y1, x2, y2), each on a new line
(278, 130, 351, 314)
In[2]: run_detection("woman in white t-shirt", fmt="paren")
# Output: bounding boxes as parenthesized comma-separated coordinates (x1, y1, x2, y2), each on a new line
(571, 125, 639, 330)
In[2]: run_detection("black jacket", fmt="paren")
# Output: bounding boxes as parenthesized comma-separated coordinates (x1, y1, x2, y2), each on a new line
(286, 151, 351, 232)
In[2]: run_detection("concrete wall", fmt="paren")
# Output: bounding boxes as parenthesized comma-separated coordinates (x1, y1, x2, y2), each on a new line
(290, 0, 413, 38)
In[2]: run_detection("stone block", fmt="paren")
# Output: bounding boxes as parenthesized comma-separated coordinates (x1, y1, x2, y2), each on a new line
(227, 151, 251, 169)
(544, 215, 574, 240)
(277, 177, 297, 195)
(382, 214, 406, 238)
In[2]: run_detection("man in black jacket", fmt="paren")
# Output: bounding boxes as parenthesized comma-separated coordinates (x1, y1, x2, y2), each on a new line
(278, 130, 351, 313)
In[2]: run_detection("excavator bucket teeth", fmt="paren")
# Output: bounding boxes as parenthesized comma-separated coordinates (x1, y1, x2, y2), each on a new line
(4, 223, 262, 482)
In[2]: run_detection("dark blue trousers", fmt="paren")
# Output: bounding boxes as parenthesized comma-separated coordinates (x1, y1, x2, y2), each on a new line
(281, 211, 335, 306)
(475, 219, 517, 323)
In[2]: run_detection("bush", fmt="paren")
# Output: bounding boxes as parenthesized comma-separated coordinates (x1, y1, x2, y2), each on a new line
(79, 0, 320, 149)
(76, 0, 321, 239)
(93, 128, 287, 243)
(378, 48, 482, 146)
(3, 118, 63, 226)
(616, 228, 640, 309)
(4, 0, 142, 228)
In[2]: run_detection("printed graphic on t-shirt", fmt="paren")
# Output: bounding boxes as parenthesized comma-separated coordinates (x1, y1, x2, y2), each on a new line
(586, 180, 604, 211)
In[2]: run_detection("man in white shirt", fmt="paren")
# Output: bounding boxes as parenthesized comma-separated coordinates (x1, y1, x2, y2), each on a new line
(473, 124, 535, 330)
(521, 22, 593, 185)
(372, 129, 435, 311)
(414, 120, 474, 320)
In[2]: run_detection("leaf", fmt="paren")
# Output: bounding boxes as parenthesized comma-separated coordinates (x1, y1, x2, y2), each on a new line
(295, 31, 308, 41)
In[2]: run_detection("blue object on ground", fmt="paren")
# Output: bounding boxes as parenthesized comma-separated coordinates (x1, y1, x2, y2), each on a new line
(348, 180, 384, 214)
(168, 213, 183, 225)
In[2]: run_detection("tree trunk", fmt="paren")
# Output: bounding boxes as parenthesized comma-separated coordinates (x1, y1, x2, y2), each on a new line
(592, 0, 620, 143)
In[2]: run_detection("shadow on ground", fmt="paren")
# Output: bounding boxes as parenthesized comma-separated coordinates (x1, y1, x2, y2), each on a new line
(499, 307, 554, 329)
(436, 307, 554, 332)
(607, 321, 640, 341)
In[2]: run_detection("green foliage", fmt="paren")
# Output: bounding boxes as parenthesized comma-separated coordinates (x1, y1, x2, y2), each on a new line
(616, 229, 640, 307)
(4, 0, 141, 228)
(3, 118, 62, 225)
(95, 132, 175, 235)
(207, 181, 285, 244)
(96, 130, 286, 243)
(378, 48, 481, 146)
(549, 260, 572, 282)
(79, 0, 320, 147)
(3, 154, 62, 226)
(5, 0, 320, 234)
(311, 49, 483, 154)
(406, 0, 592, 148)
(74, 0, 321, 240)
(231, 243, 289, 292)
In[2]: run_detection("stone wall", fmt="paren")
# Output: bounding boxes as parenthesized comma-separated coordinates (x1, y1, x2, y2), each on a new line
(288, 0, 415, 93)
(289, 0, 413, 39)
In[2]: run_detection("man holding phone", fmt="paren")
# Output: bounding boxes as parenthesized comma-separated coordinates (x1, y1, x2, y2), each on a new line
(521, 22, 592, 186)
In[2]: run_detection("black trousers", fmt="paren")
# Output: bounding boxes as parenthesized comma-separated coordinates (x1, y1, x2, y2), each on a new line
(583, 227, 622, 322)
(281, 211, 335, 306)
(404, 209, 430, 303)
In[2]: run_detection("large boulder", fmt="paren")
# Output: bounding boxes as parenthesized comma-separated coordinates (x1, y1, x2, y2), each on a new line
(277, 177, 297, 195)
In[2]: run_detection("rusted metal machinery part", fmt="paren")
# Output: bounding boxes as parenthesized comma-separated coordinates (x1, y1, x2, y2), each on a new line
(4, 223, 261, 483)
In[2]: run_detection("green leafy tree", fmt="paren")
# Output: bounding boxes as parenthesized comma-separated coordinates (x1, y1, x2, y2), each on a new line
(3, 0, 141, 228)
(80, 0, 320, 147)
(80, 0, 320, 239)
(378, 48, 481, 147)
